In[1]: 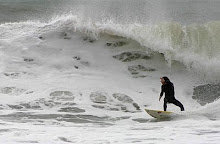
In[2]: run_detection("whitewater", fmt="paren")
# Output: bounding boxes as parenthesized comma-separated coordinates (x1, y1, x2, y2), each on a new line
(0, 0, 220, 143)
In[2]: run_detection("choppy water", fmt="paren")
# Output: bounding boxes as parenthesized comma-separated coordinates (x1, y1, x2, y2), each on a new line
(1, 0, 220, 24)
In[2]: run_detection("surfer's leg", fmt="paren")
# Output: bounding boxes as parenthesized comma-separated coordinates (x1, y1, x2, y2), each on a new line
(173, 99, 184, 111)
(163, 98, 168, 111)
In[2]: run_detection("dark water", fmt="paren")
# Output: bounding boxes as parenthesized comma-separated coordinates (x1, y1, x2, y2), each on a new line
(1, 0, 220, 24)
(0, 0, 66, 23)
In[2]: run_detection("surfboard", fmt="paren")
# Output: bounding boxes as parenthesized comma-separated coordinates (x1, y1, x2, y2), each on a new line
(145, 108, 173, 119)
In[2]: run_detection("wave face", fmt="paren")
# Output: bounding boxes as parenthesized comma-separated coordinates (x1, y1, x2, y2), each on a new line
(110, 21, 220, 80)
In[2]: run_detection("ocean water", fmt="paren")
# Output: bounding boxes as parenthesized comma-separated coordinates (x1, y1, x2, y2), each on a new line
(0, 0, 220, 143)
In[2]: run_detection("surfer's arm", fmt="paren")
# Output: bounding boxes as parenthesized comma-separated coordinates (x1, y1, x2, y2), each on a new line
(159, 85, 164, 101)
(159, 95, 162, 101)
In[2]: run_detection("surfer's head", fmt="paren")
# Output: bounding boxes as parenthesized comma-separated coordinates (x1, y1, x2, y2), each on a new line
(160, 76, 170, 84)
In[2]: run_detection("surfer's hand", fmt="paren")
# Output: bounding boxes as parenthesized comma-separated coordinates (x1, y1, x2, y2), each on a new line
(159, 96, 161, 101)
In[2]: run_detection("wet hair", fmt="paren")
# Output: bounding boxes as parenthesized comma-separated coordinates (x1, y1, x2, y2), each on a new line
(162, 76, 170, 82)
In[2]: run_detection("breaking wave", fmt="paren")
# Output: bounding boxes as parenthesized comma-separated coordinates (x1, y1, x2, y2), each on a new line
(1, 14, 220, 81)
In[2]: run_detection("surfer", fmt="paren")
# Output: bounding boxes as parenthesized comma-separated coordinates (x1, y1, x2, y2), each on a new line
(159, 76, 185, 111)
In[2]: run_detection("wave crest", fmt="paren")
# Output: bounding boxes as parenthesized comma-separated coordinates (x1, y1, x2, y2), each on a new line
(1, 15, 220, 80)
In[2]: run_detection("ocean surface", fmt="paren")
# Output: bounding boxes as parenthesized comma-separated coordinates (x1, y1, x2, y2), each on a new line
(0, 0, 220, 143)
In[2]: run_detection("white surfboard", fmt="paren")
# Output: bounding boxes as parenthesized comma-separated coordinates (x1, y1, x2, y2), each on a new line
(145, 108, 174, 119)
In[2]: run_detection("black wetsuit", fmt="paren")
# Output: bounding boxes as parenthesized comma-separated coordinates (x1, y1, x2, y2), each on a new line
(160, 78, 184, 111)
